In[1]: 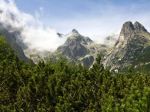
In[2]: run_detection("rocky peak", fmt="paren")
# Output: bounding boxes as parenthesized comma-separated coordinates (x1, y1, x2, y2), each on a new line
(103, 21, 150, 71)
(65, 29, 93, 46)
(56, 30, 104, 67)
(120, 21, 135, 37)
(134, 21, 147, 32)
(66, 29, 81, 40)
(57, 30, 89, 59)
(72, 29, 79, 34)
(120, 21, 147, 36)
(57, 33, 63, 37)
(118, 21, 148, 43)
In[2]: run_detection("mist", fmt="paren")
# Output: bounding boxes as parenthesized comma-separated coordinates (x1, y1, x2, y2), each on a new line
(0, 0, 66, 52)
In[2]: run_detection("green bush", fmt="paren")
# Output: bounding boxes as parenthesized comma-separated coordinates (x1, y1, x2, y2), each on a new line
(0, 36, 150, 112)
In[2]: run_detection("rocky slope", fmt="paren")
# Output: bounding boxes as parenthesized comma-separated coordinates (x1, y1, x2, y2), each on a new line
(103, 21, 150, 71)
(1, 16, 149, 71)
(56, 29, 107, 67)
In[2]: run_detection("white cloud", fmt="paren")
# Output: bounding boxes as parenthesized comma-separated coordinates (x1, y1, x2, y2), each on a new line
(0, 0, 66, 51)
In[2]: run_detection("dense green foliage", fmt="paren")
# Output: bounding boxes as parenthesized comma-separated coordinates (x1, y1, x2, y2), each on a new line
(0, 37, 150, 112)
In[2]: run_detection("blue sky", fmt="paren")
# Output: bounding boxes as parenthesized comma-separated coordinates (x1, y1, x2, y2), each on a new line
(13, 0, 150, 40)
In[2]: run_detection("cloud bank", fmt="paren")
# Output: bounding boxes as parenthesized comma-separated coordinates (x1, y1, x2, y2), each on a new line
(0, 0, 66, 51)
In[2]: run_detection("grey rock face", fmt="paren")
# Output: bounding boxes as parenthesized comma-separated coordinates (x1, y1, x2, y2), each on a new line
(103, 21, 150, 71)
(56, 29, 107, 67)
(120, 21, 135, 38)
(81, 55, 94, 68)
(57, 42, 88, 59)
(134, 21, 147, 32)
(57, 29, 89, 59)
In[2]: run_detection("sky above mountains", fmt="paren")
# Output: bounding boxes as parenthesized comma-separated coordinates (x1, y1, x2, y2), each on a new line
(15, 0, 150, 37)
(0, 0, 150, 51)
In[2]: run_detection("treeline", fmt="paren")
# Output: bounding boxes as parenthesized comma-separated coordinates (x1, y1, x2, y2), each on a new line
(0, 37, 150, 112)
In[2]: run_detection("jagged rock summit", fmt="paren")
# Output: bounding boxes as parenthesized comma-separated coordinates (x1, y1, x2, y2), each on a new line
(56, 29, 107, 67)
(65, 29, 93, 46)
(119, 21, 147, 42)
(103, 21, 150, 71)
(72, 29, 79, 34)
(134, 21, 147, 32)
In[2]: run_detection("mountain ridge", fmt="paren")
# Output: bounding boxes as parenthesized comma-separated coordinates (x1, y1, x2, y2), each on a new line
(56, 29, 107, 67)
(103, 21, 150, 71)
(0, 19, 149, 72)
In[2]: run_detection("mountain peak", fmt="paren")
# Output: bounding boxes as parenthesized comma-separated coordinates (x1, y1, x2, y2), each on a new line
(134, 21, 147, 32)
(119, 21, 148, 41)
(118, 21, 135, 42)
(66, 29, 81, 40)
(120, 21, 147, 35)
(104, 21, 150, 71)
(66, 30, 92, 45)
(120, 21, 134, 35)
(72, 29, 79, 34)
(123, 21, 134, 27)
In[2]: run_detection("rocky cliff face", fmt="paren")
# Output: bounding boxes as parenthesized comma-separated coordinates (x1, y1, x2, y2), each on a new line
(103, 21, 150, 71)
(57, 29, 93, 58)
(56, 29, 107, 67)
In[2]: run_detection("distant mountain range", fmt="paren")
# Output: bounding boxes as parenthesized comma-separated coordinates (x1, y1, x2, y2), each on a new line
(0, 20, 149, 72)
